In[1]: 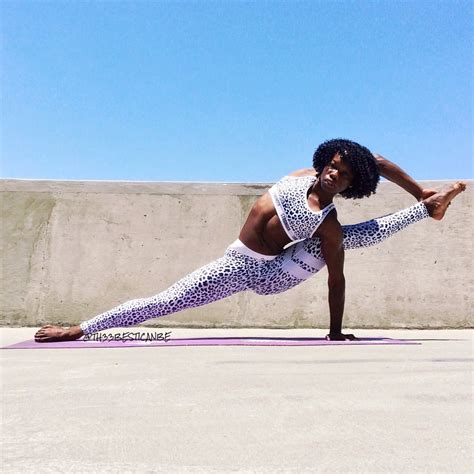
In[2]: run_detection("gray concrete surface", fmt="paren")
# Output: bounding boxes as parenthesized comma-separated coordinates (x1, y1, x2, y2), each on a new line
(1, 179, 473, 329)
(1, 328, 473, 473)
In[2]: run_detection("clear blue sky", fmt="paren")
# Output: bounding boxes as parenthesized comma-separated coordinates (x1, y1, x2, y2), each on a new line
(2, 0, 472, 182)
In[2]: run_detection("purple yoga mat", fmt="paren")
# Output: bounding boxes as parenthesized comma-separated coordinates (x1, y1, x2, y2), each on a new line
(2, 336, 420, 349)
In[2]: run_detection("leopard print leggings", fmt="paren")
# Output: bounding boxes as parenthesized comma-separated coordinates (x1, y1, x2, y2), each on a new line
(80, 201, 429, 335)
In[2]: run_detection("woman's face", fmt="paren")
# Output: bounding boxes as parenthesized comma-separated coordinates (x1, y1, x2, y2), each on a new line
(320, 153, 355, 194)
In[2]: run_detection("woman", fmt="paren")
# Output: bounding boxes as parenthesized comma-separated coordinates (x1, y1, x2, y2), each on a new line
(34, 139, 466, 342)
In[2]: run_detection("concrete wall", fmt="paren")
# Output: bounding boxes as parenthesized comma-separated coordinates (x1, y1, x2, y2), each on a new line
(1, 179, 472, 329)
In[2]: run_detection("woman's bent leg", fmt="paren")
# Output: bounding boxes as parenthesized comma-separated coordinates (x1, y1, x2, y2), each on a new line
(341, 201, 429, 250)
(255, 202, 430, 295)
(80, 251, 256, 335)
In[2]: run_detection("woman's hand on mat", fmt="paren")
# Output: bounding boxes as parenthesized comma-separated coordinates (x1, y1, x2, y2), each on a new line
(325, 332, 357, 341)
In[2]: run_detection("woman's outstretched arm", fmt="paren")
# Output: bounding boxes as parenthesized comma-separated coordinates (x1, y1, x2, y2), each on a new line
(372, 153, 436, 201)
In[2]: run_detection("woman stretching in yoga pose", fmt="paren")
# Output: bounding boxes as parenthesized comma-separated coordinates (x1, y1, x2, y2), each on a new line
(35, 139, 466, 342)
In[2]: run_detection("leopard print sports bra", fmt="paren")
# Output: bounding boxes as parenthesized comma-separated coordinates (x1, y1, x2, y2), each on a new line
(268, 175, 336, 241)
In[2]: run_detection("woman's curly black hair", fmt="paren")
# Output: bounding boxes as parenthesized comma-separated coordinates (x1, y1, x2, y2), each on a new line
(312, 138, 380, 199)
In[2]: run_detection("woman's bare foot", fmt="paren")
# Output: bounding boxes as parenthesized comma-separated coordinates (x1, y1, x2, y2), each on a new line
(423, 182, 466, 220)
(34, 325, 84, 343)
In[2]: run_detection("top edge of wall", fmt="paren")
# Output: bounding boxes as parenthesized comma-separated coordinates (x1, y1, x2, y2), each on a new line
(0, 178, 472, 196)
(0, 179, 272, 195)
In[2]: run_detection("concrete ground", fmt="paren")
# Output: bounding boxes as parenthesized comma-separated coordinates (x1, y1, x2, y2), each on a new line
(1, 328, 473, 473)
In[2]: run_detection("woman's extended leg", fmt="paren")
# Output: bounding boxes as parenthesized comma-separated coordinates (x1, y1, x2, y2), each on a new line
(253, 201, 430, 295)
(35, 249, 265, 341)
(79, 251, 259, 335)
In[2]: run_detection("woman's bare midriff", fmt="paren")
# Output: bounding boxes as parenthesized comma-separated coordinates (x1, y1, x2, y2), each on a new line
(238, 192, 292, 256)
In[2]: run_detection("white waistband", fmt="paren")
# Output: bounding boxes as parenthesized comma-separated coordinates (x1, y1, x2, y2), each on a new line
(228, 239, 278, 260)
